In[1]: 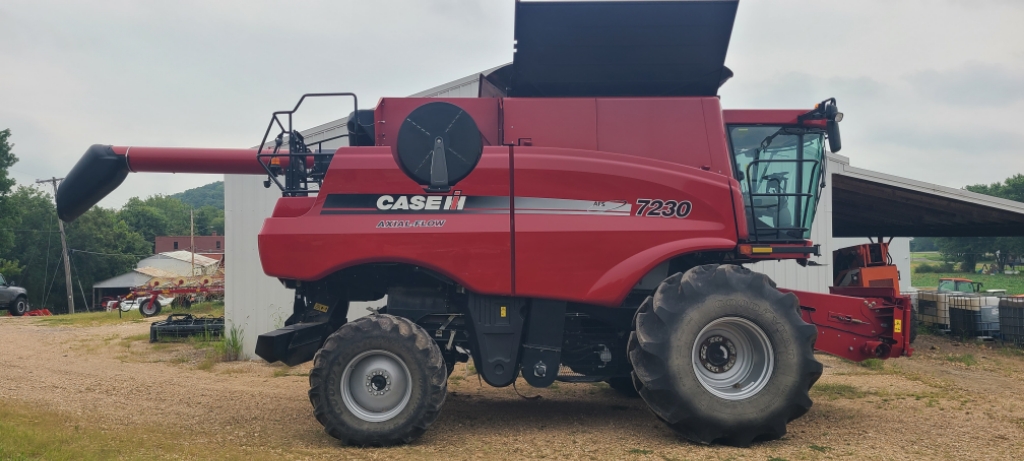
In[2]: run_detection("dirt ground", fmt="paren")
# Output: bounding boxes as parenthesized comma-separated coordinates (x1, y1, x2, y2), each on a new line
(3, 317, 1024, 460)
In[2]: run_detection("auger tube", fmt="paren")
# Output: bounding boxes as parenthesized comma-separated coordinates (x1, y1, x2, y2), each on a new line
(56, 144, 297, 222)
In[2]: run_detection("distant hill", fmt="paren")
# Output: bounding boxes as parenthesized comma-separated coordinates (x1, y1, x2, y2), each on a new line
(170, 181, 224, 209)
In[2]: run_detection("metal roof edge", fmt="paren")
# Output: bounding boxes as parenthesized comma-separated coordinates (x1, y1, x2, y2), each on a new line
(835, 162, 1024, 213)
(408, 63, 509, 98)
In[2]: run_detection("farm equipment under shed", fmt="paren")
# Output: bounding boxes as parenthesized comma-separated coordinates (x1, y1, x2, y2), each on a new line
(53, 0, 984, 449)
(111, 276, 223, 318)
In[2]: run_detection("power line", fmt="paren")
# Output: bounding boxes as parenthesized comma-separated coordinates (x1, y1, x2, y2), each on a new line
(70, 249, 153, 258)
(0, 229, 60, 233)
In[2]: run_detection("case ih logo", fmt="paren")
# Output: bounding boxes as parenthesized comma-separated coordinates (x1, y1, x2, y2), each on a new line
(320, 191, 483, 215)
(376, 191, 466, 212)
(320, 193, 641, 217)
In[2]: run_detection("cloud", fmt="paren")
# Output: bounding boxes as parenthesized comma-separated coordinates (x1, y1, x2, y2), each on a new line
(907, 62, 1024, 107)
(722, 73, 888, 109)
(868, 124, 1024, 152)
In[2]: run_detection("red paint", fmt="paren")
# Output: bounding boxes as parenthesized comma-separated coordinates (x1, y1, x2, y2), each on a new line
(112, 146, 311, 175)
(785, 287, 913, 361)
(511, 146, 737, 305)
(271, 197, 317, 218)
(258, 146, 513, 296)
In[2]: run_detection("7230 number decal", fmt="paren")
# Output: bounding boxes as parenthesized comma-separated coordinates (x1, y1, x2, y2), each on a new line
(635, 199, 692, 218)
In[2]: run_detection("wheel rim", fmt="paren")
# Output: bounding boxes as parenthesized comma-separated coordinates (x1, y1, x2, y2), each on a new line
(691, 316, 774, 400)
(340, 350, 413, 423)
(15, 300, 27, 314)
(141, 300, 157, 315)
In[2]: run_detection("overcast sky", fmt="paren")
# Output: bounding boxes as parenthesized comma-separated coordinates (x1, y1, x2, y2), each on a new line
(1, 0, 1022, 208)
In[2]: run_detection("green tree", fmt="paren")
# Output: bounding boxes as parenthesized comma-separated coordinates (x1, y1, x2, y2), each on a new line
(936, 174, 1024, 273)
(170, 181, 224, 209)
(0, 129, 19, 257)
(1, 187, 65, 309)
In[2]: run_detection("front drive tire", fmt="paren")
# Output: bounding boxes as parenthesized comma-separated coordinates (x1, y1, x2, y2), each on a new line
(8, 296, 29, 316)
(309, 314, 447, 446)
(628, 264, 822, 447)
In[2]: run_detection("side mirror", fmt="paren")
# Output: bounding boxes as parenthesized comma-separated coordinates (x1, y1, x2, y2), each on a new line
(7, 280, 14, 286)
(826, 120, 841, 153)
(824, 102, 842, 153)
(799, 98, 842, 153)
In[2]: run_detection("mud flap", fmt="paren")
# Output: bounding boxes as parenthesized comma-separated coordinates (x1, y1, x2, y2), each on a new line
(465, 294, 526, 387)
(520, 299, 566, 388)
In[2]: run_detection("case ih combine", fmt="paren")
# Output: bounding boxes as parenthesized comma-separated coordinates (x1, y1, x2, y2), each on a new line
(56, 1, 911, 447)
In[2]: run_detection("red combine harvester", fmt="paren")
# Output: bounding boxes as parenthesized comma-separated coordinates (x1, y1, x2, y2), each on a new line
(56, 1, 911, 447)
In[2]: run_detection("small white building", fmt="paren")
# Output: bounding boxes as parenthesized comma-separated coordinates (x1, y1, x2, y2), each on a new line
(92, 251, 221, 308)
(137, 251, 221, 277)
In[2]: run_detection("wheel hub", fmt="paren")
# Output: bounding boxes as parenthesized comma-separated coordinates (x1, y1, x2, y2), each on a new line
(366, 370, 392, 395)
(691, 317, 775, 400)
(699, 335, 737, 373)
(341, 350, 413, 423)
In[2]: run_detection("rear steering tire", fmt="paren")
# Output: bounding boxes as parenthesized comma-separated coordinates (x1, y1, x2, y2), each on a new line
(8, 296, 29, 316)
(309, 314, 447, 446)
(628, 264, 822, 447)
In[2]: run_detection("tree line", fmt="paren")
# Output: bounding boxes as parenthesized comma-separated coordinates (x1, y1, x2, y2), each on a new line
(0, 129, 224, 313)
(911, 174, 1024, 273)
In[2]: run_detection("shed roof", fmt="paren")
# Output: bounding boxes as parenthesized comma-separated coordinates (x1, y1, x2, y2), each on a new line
(831, 155, 1024, 237)
(93, 270, 153, 289)
(149, 251, 219, 266)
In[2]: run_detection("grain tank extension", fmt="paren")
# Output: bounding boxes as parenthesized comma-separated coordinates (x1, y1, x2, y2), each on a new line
(56, 0, 911, 448)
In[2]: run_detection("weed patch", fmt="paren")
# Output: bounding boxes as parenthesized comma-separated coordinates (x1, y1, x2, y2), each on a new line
(859, 358, 885, 371)
(811, 383, 867, 400)
(944, 354, 978, 366)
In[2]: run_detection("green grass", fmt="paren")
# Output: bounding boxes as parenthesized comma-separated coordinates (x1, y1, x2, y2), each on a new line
(944, 354, 978, 366)
(911, 252, 946, 262)
(811, 383, 867, 400)
(912, 272, 1023, 295)
(33, 302, 224, 327)
(859, 358, 885, 371)
(0, 400, 272, 460)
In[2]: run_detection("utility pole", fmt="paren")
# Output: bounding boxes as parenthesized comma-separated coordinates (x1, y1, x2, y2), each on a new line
(190, 209, 196, 277)
(37, 177, 75, 314)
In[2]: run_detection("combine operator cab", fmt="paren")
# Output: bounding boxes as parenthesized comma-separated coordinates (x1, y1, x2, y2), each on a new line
(728, 99, 840, 242)
(54, 0, 916, 451)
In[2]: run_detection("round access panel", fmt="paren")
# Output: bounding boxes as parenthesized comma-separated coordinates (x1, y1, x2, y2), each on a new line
(395, 102, 483, 187)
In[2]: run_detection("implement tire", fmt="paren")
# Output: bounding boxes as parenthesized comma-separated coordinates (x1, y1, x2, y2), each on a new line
(628, 264, 822, 447)
(309, 314, 447, 446)
(139, 297, 161, 317)
(8, 296, 29, 317)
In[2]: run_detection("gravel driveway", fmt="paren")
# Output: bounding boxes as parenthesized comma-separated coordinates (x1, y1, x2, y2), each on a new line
(2, 317, 1024, 460)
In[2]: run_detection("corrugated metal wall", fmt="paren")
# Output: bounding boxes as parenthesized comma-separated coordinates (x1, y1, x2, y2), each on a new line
(224, 174, 294, 358)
